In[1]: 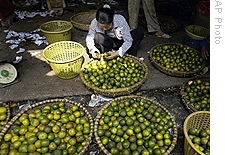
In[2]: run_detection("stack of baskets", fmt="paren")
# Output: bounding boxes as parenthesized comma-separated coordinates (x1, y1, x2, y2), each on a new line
(40, 19, 86, 79)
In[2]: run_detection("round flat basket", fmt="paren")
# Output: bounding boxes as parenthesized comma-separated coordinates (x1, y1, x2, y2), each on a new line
(0, 98, 93, 155)
(158, 15, 182, 33)
(183, 111, 210, 155)
(0, 102, 11, 131)
(70, 11, 96, 31)
(80, 54, 148, 97)
(43, 41, 85, 79)
(149, 43, 206, 77)
(40, 20, 73, 44)
(94, 95, 178, 155)
(180, 76, 210, 113)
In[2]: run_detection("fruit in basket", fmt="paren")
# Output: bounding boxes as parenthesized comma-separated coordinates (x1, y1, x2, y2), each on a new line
(188, 127, 210, 154)
(184, 78, 210, 111)
(82, 55, 146, 89)
(96, 97, 176, 155)
(0, 106, 8, 129)
(151, 44, 204, 72)
(0, 102, 92, 154)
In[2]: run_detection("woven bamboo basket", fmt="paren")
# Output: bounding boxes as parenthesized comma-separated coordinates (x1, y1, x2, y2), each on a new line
(183, 111, 210, 155)
(158, 15, 182, 33)
(94, 95, 178, 155)
(12, 0, 41, 10)
(0, 102, 10, 131)
(0, 98, 93, 155)
(43, 41, 85, 79)
(180, 76, 210, 113)
(80, 54, 149, 97)
(149, 43, 206, 77)
(40, 20, 73, 44)
(70, 11, 96, 31)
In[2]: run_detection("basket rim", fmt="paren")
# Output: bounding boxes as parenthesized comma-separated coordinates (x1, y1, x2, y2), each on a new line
(0, 98, 94, 155)
(43, 41, 85, 64)
(185, 25, 210, 40)
(183, 111, 210, 155)
(149, 43, 206, 77)
(180, 76, 210, 113)
(40, 20, 73, 34)
(80, 54, 149, 97)
(70, 10, 97, 31)
(94, 95, 178, 155)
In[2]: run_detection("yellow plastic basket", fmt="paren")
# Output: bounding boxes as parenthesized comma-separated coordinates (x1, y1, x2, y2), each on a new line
(43, 41, 85, 79)
(183, 111, 210, 155)
(40, 20, 73, 44)
(185, 25, 210, 40)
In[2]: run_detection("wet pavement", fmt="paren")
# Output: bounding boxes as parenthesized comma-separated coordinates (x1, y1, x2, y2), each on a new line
(0, 1, 210, 155)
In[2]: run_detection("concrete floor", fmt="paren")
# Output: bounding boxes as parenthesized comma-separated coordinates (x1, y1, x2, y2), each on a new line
(0, 1, 210, 155)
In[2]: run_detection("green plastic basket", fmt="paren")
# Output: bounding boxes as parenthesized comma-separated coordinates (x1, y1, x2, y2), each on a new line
(185, 25, 210, 40)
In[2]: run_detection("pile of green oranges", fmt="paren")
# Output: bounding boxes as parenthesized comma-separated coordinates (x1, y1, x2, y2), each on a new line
(95, 97, 176, 155)
(183, 78, 210, 111)
(0, 101, 92, 155)
(151, 44, 204, 72)
(188, 127, 210, 154)
(0, 105, 8, 130)
(82, 55, 146, 89)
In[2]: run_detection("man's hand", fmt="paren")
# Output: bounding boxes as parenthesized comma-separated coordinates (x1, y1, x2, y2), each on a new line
(105, 50, 119, 60)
